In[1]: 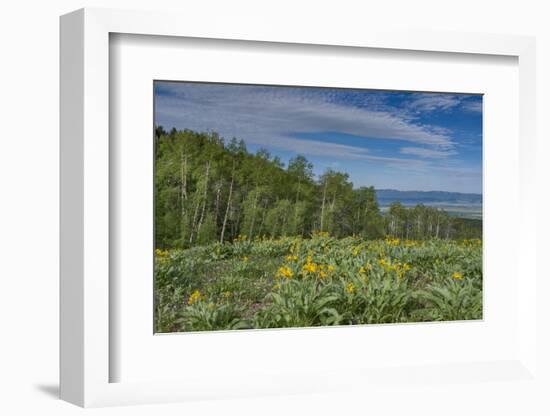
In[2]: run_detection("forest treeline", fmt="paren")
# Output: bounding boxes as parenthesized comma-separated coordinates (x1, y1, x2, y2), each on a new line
(155, 127, 481, 249)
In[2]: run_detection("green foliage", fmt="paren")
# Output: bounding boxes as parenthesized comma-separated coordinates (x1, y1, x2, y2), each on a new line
(412, 278, 482, 321)
(154, 127, 482, 332)
(155, 127, 479, 248)
(155, 128, 388, 249)
(178, 301, 250, 332)
(255, 280, 342, 328)
(384, 202, 481, 240)
(196, 213, 217, 245)
(334, 273, 413, 325)
(155, 235, 482, 332)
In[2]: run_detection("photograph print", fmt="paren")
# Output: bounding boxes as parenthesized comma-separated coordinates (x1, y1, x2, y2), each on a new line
(154, 81, 482, 333)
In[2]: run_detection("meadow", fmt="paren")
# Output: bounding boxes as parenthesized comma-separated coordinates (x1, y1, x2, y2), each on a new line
(153, 124, 483, 332)
(154, 233, 482, 332)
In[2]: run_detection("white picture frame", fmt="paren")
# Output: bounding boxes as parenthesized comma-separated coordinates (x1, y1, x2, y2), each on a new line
(60, 7, 539, 408)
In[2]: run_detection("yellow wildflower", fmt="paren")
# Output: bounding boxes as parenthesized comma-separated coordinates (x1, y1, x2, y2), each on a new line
(155, 248, 169, 257)
(319, 271, 327, 279)
(302, 256, 317, 273)
(273, 283, 281, 290)
(243, 256, 249, 262)
(223, 291, 232, 298)
(345, 282, 355, 293)
(187, 290, 202, 305)
(452, 272, 463, 280)
(327, 264, 335, 272)
(235, 234, 248, 242)
(277, 265, 294, 279)
(359, 266, 366, 274)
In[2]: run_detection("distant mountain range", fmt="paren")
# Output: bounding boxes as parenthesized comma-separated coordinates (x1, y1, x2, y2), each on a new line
(375, 189, 482, 205)
(375, 189, 482, 219)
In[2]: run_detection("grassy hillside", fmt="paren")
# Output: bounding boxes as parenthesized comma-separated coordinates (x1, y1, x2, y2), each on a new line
(155, 233, 482, 332)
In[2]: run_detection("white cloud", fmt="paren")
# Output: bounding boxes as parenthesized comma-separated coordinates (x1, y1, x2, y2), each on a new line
(400, 146, 457, 159)
(406, 93, 483, 115)
(155, 83, 457, 158)
(406, 93, 462, 112)
(264, 136, 371, 160)
(461, 100, 483, 113)
(154, 83, 484, 193)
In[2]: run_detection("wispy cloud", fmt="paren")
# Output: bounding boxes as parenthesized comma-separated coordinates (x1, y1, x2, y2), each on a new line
(406, 94, 462, 113)
(461, 100, 483, 113)
(266, 136, 371, 160)
(265, 137, 428, 168)
(400, 146, 457, 159)
(404, 92, 483, 116)
(155, 83, 456, 155)
(154, 82, 482, 193)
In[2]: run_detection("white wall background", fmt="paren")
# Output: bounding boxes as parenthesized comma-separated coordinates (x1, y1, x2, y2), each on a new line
(0, 1, 548, 415)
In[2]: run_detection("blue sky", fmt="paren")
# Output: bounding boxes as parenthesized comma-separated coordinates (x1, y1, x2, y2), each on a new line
(154, 81, 482, 194)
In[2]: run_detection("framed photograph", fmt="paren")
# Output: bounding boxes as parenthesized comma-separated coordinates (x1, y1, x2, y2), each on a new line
(60, 8, 539, 409)
(152, 80, 483, 334)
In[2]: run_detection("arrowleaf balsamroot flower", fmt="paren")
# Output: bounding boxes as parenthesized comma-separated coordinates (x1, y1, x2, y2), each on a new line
(302, 259, 317, 273)
(452, 271, 464, 280)
(277, 265, 293, 279)
(155, 248, 169, 257)
(188, 290, 203, 305)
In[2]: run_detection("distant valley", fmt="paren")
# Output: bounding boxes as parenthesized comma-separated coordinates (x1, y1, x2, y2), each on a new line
(375, 189, 482, 220)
